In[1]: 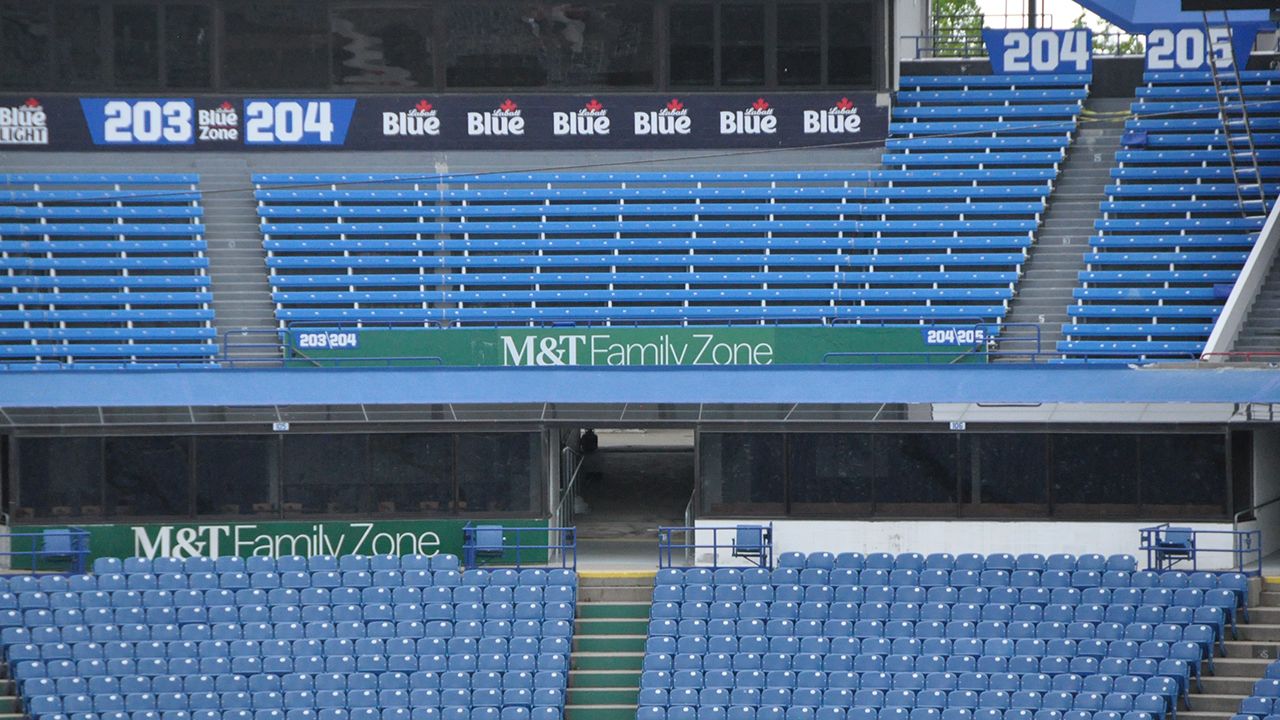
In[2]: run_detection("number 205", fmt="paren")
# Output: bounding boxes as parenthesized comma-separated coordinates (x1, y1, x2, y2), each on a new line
(1002, 30, 1090, 73)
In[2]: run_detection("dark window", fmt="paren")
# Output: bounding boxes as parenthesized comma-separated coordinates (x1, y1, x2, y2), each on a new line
(828, 0, 874, 86)
(777, 3, 821, 86)
(788, 433, 874, 514)
(369, 433, 455, 514)
(877, 434, 957, 510)
(16, 438, 102, 520)
(445, 3, 546, 87)
(113, 4, 160, 87)
(0, 0, 49, 89)
(669, 4, 714, 86)
(720, 4, 764, 86)
(105, 437, 191, 518)
(52, 2, 102, 87)
(197, 436, 275, 517)
(164, 4, 212, 88)
(1140, 434, 1227, 514)
(223, 1, 328, 89)
(699, 433, 785, 515)
(332, 6, 433, 88)
(1052, 434, 1139, 515)
(456, 433, 539, 514)
(961, 434, 1048, 514)
(446, 2, 651, 88)
(282, 434, 368, 514)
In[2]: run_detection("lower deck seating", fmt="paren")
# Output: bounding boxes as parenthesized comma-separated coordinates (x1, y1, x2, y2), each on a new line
(1060, 70, 1280, 360)
(639, 551, 1248, 720)
(1, 554, 576, 720)
(0, 174, 215, 366)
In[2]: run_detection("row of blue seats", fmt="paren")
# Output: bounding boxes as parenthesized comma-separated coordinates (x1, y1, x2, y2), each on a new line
(269, 272, 1020, 288)
(4, 616, 574, 638)
(261, 220, 1040, 235)
(255, 186, 1052, 201)
(25, 670, 565, 696)
(637, 705, 1150, 720)
(274, 307, 1010, 323)
(31, 707, 561, 720)
(653, 571, 1239, 594)
(8, 635, 564, 657)
(639, 653, 1196, 683)
(0, 241, 205, 253)
(268, 254, 1027, 269)
(761, 553, 1138, 573)
(0, 292, 211, 305)
(265, 238, 1033, 252)
(1, 174, 198, 185)
(901, 75, 1092, 88)
(0, 587, 574, 608)
(28, 688, 567, 714)
(0, 208, 200, 218)
(11, 656, 571, 681)
(14, 651, 569, 677)
(23, 577, 571, 595)
(275, 289, 1013, 305)
(258, 202, 1046, 218)
(0, 223, 204, 236)
(647, 602, 1231, 627)
(636, 686, 1177, 713)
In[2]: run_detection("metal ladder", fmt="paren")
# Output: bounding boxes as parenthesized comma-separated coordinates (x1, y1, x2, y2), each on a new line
(1202, 10, 1270, 219)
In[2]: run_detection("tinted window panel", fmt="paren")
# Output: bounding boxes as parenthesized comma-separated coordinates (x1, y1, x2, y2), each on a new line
(197, 436, 275, 517)
(720, 4, 764, 86)
(105, 437, 190, 518)
(699, 433, 785, 515)
(52, 3, 102, 87)
(164, 4, 212, 88)
(789, 433, 874, 513)
(0, 0, 49, 89)
(447, 2, 651, 88)
(369, 433, 454, 514)
(283, 434, 368, 514)
(828, 1, 874, 86)
(777, 3, 821, 86)
(1052, 434, 1139, 514)
(1141, 434, 1226, 513)
(332, 7, 433, 88)
(877, 434, 957, 508)
(223, 1, 328, 89)
(16, 438, 102, 519)
(456, 433, 538, 513)
(113, 4, 160, 87)
(669, 4, 714, 86)
(962, 434, 1048, 513)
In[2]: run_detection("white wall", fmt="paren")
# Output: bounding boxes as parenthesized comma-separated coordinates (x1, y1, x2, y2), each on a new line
(695, 519, 1241, 569)
(894, 0, 931, 86)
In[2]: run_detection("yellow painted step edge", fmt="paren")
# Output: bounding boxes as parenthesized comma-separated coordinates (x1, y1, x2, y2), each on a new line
(579, 570, 657, 579)
(1263, 576, 1280, 584)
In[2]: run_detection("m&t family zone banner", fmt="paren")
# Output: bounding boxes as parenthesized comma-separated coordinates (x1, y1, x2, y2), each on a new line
(286, 326, 990, 367)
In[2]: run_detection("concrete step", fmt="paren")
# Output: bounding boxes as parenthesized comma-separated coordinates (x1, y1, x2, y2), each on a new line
(1189, 694, 1252, 713)
(578, 603, 650, 619)
(567, 688, 640, 706)
(574, 618, 649, 635)
(568, 670, 643, 689)
(1235, 624, 1280, 642)
(572, 635, 645, 653)
(1178, 711, 1233, 720)
(570, 652, 643, 671)
(564, 705, 636, 720)
(1200, 675, 1265, 694)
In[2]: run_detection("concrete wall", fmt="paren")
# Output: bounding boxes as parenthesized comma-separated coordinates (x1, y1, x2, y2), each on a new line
(695, 518, 1240, 569)
(1254, 428, 1280, 557)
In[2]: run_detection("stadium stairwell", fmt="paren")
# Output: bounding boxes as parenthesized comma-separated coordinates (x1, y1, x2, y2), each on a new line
(567, 572, 653, 720)
(1229, 258, 1280, 355)
(1186, 580, 1280, 720)
(195, 157, 282, 363)
(996, 98, 1130, 359)
(0, 674, 19, 720)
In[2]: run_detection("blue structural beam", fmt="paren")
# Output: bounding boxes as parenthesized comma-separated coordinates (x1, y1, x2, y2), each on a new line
(1071, 0, 1272, 32)
(1, 365, 1280, 407)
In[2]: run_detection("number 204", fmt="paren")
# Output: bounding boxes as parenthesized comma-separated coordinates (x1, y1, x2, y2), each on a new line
(1003, 30, 1090, 73)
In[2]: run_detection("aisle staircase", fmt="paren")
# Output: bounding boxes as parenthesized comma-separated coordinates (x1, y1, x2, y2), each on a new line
(1184, 578, 1276, 720)
(568, 572, 654, 720)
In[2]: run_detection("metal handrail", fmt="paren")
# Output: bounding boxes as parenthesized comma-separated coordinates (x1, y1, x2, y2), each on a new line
(553, 446, 586, 531)
(1234, 494, 1280, 530)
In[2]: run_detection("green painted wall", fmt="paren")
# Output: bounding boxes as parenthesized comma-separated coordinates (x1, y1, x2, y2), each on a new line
(286, 326, 988, 367)
(16, 518, 549, 569)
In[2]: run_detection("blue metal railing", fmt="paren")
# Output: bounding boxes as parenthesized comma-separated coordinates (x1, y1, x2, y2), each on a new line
(658, 524, 774, 569)
(462, 523, 577, 570)
(0, 528, 91, 574)
(1139, 523, 1262, 576)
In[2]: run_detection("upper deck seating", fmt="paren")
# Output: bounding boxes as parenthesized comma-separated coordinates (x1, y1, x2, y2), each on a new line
(4, 554, 576, 720)
(1059, 69, 1280, 360)
(0, 175, 215, 365)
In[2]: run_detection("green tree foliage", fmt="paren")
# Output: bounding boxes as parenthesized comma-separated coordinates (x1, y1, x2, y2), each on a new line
(932, 0, 985, 57)
(1073, 13, 1145, 56)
